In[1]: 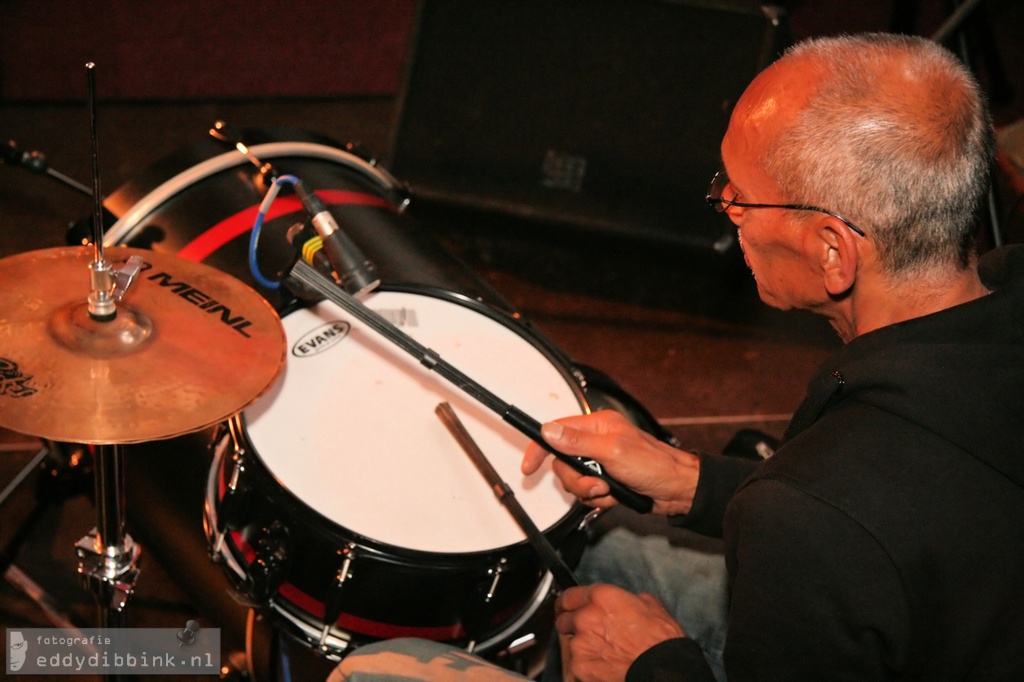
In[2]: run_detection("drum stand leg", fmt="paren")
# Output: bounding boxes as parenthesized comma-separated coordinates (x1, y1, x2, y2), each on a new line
(75, 443, 141, 629)
(1, 441, 92, 630)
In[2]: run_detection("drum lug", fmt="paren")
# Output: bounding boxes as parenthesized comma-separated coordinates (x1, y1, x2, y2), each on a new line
(247, 520, 289, 603)
(226, 417, 247, 458)
(571, 366, 589, 391)
(317, 543, 358, 651)
(393, 192, 413, 214)
(211, 450, 249, 557)
(484, 558, 507, 603)
(579, 507, 603, 532)
(463, 558, 508, 652)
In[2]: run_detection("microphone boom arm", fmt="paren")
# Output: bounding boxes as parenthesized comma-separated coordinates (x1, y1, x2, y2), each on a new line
(287, 259, 654, 514)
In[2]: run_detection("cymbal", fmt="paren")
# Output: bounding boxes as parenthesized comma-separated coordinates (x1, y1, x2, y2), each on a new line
(0, 246, 286, 444)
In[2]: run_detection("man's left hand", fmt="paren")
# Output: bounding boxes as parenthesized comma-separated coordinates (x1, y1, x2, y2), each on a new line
(555, 583, 686, 682)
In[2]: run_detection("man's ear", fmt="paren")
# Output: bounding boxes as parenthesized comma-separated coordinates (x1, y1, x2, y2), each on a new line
(818, 220, 860, 296)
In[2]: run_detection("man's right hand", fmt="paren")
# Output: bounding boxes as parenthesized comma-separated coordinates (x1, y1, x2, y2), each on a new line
(521, 410, 701, 516)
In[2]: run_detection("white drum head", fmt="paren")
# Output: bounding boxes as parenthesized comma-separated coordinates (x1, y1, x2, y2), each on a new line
(244, 291, 584, 554)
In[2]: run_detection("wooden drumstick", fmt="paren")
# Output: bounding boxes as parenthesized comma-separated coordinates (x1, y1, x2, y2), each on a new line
(434, 402, 580, 590)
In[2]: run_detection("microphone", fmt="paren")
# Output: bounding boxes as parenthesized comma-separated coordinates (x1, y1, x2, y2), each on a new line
(294, 180, 380, 297)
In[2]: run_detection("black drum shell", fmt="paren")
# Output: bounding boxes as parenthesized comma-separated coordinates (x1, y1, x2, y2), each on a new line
(208, 422, 587, 649)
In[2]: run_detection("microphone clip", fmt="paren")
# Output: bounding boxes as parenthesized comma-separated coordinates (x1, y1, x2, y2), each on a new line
(294, 180, 380, 298)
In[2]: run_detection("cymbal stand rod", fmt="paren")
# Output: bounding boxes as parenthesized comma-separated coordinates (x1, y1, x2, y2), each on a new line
(76, 443, 140, 629)
(76, 61, 140, 629)
(94, 443, 125, 553)
(85, 62, 115, 321)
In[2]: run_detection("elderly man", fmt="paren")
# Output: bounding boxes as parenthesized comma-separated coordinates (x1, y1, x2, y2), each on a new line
(528, 32, 1024, 681)
(331, 32, 1024, 682)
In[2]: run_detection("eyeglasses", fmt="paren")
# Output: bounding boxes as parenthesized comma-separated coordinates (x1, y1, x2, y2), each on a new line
(705, 170, 866, 237)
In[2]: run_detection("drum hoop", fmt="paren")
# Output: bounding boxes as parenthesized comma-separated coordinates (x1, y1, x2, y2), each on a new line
(268, 570, 557, 661)
(103, 141, 400, 247)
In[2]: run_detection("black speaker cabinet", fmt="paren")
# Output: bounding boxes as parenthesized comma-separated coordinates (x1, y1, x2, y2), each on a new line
(387, 0, 790, 256)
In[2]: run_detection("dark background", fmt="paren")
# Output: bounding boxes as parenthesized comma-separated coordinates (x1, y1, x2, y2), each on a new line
(2, 1, 1022, 679)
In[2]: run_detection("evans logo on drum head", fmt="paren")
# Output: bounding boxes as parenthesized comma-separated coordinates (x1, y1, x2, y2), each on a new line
(291, 321, 351, 357)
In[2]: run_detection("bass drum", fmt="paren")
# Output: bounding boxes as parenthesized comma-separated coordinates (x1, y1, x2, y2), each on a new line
(101, 128, 514, 313)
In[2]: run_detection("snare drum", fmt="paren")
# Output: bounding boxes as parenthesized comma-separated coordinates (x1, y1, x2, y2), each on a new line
(204, 287, 590, 660)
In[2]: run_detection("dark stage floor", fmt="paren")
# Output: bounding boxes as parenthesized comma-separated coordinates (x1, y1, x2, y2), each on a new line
(2, 10, 1023, 678)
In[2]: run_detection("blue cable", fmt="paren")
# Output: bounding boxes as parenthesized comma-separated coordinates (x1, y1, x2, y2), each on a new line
(249, 174, 300, 290)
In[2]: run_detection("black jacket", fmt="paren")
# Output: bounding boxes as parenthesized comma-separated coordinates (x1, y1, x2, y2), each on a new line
(629, 246, 1024, 681)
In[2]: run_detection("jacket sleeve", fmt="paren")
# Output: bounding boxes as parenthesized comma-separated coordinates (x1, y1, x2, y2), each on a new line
(626, 637, 717, 682)
(668, 453, 759, 537)
(721, 479, 909, 680)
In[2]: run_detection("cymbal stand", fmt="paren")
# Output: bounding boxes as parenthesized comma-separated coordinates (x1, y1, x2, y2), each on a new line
(72, 62, 142, 630)
(75, 443, 140, 629)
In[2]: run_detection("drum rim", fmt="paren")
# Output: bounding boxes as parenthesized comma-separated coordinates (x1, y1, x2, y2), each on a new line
(103, 141, 402, 247)
(266, 568, 557, 661)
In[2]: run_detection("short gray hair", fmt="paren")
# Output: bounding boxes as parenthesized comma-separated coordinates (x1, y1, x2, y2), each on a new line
(762, 33, 994, 275)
